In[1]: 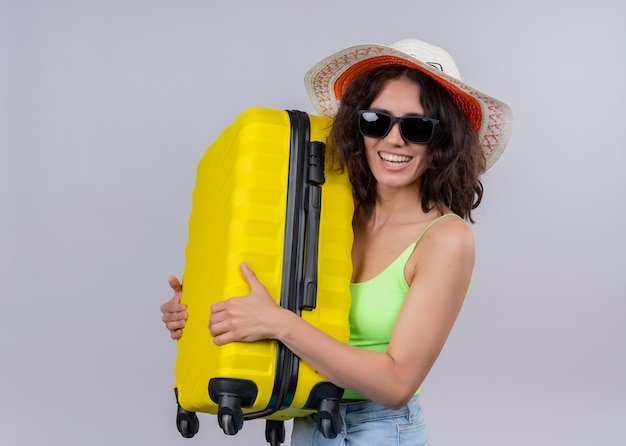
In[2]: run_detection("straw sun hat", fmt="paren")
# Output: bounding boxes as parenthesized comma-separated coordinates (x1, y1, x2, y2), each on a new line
(304, 39, 513, 170)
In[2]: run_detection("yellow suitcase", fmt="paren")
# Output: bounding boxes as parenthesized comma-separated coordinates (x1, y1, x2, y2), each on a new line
(172, 107, 354, 445)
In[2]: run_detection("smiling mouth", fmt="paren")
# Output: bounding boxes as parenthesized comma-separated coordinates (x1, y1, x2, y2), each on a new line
(379, 152, 412, 165)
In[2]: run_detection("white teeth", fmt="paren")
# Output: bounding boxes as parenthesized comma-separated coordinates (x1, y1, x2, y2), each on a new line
(380, 152, 412, 163)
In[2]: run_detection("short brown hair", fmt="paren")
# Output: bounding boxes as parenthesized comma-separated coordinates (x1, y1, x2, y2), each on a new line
(329, 65, 485, 222)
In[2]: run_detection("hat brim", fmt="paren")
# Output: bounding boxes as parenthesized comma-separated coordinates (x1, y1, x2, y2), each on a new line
(304, 44, 512, 170)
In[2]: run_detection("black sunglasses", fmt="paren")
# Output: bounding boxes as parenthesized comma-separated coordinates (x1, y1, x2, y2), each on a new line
(358, 110, 440, 144)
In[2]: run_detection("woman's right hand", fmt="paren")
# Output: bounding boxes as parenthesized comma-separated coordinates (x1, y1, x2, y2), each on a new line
(160, 276, 187, 340)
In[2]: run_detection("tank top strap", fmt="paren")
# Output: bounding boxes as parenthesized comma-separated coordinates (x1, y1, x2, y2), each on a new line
(415, 213, 464, 245)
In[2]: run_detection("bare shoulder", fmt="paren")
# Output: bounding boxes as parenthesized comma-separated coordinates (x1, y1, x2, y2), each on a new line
(405, 215, 474, 285)
(420, 215, 474, 253)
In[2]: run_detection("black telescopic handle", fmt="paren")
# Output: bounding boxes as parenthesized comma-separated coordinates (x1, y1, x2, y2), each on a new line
(301, 141, 325, 311)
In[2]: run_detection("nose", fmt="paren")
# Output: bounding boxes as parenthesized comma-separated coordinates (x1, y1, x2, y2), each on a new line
(385, 121, 404, 145)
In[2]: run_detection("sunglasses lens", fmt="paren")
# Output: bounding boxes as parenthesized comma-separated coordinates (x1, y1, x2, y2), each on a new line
(359, 111, 438, 144)
(359, 111, 392, 138)
(400, 117, 435, 144)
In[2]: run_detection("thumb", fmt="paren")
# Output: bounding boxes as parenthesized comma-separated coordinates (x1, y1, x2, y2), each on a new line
(168, 276, 182, 294)
(240, 262, 263, 291)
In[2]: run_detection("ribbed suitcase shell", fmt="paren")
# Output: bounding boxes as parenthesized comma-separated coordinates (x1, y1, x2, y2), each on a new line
(173, 107, 353, 436)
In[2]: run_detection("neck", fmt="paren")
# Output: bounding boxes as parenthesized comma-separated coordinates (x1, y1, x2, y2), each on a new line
(364, 185, 429, 228)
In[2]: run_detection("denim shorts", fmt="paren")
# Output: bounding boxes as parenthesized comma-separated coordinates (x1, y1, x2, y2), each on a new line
(290, 395, 429, 445)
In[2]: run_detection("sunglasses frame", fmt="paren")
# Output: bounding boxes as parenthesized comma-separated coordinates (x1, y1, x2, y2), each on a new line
(358, 110, 440, 145)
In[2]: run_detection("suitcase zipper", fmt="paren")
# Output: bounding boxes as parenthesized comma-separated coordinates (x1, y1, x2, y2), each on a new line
(240, 110, 321, 420)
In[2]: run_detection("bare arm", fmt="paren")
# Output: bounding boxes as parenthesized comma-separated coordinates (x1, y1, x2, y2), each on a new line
(210, 220, 474, 409)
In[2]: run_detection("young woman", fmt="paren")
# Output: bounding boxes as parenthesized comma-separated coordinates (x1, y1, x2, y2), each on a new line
(161, 39, 512, 445)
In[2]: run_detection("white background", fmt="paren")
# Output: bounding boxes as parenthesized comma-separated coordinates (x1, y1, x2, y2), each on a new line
(2, 0, 624, 445)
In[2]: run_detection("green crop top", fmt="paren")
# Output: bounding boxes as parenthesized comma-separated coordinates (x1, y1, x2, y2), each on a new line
(342, 214, 466, 400)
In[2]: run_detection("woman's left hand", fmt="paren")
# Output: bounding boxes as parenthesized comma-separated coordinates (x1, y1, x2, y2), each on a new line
(209, 262, 284, 345)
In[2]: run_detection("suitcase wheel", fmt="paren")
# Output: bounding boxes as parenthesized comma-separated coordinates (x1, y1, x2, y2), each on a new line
(219, 413, 238, 436)
(216, 394, 245, 435)
(265, 420, 285, 446)
(316, 398, 342, 439)
(210, 378, 255, 436)
(176, 404, 200, 438)
(320, 418, 337, 438)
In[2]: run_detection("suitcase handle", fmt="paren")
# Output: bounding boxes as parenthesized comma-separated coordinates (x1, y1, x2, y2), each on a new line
(302, 185, 321, 310)
(307, 141, 325, 185)
(302, 142, 325, 311)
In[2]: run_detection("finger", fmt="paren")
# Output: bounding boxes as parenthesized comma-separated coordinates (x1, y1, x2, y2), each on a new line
(162, 309, 188, 324)
(240, 262, 263, 291)
(208, 318, 223, 338)
(166, 318, 187, 331)
(160, 300, 187, 316)
(208, 306, 232, 334)
(210, 299, 228, 314)
(212, 331, 236, 346)
(170, 328, 183, 340)
(169, 276, 182, 294)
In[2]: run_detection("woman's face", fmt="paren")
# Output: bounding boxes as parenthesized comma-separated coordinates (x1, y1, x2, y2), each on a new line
(364, 76, 429, 194)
